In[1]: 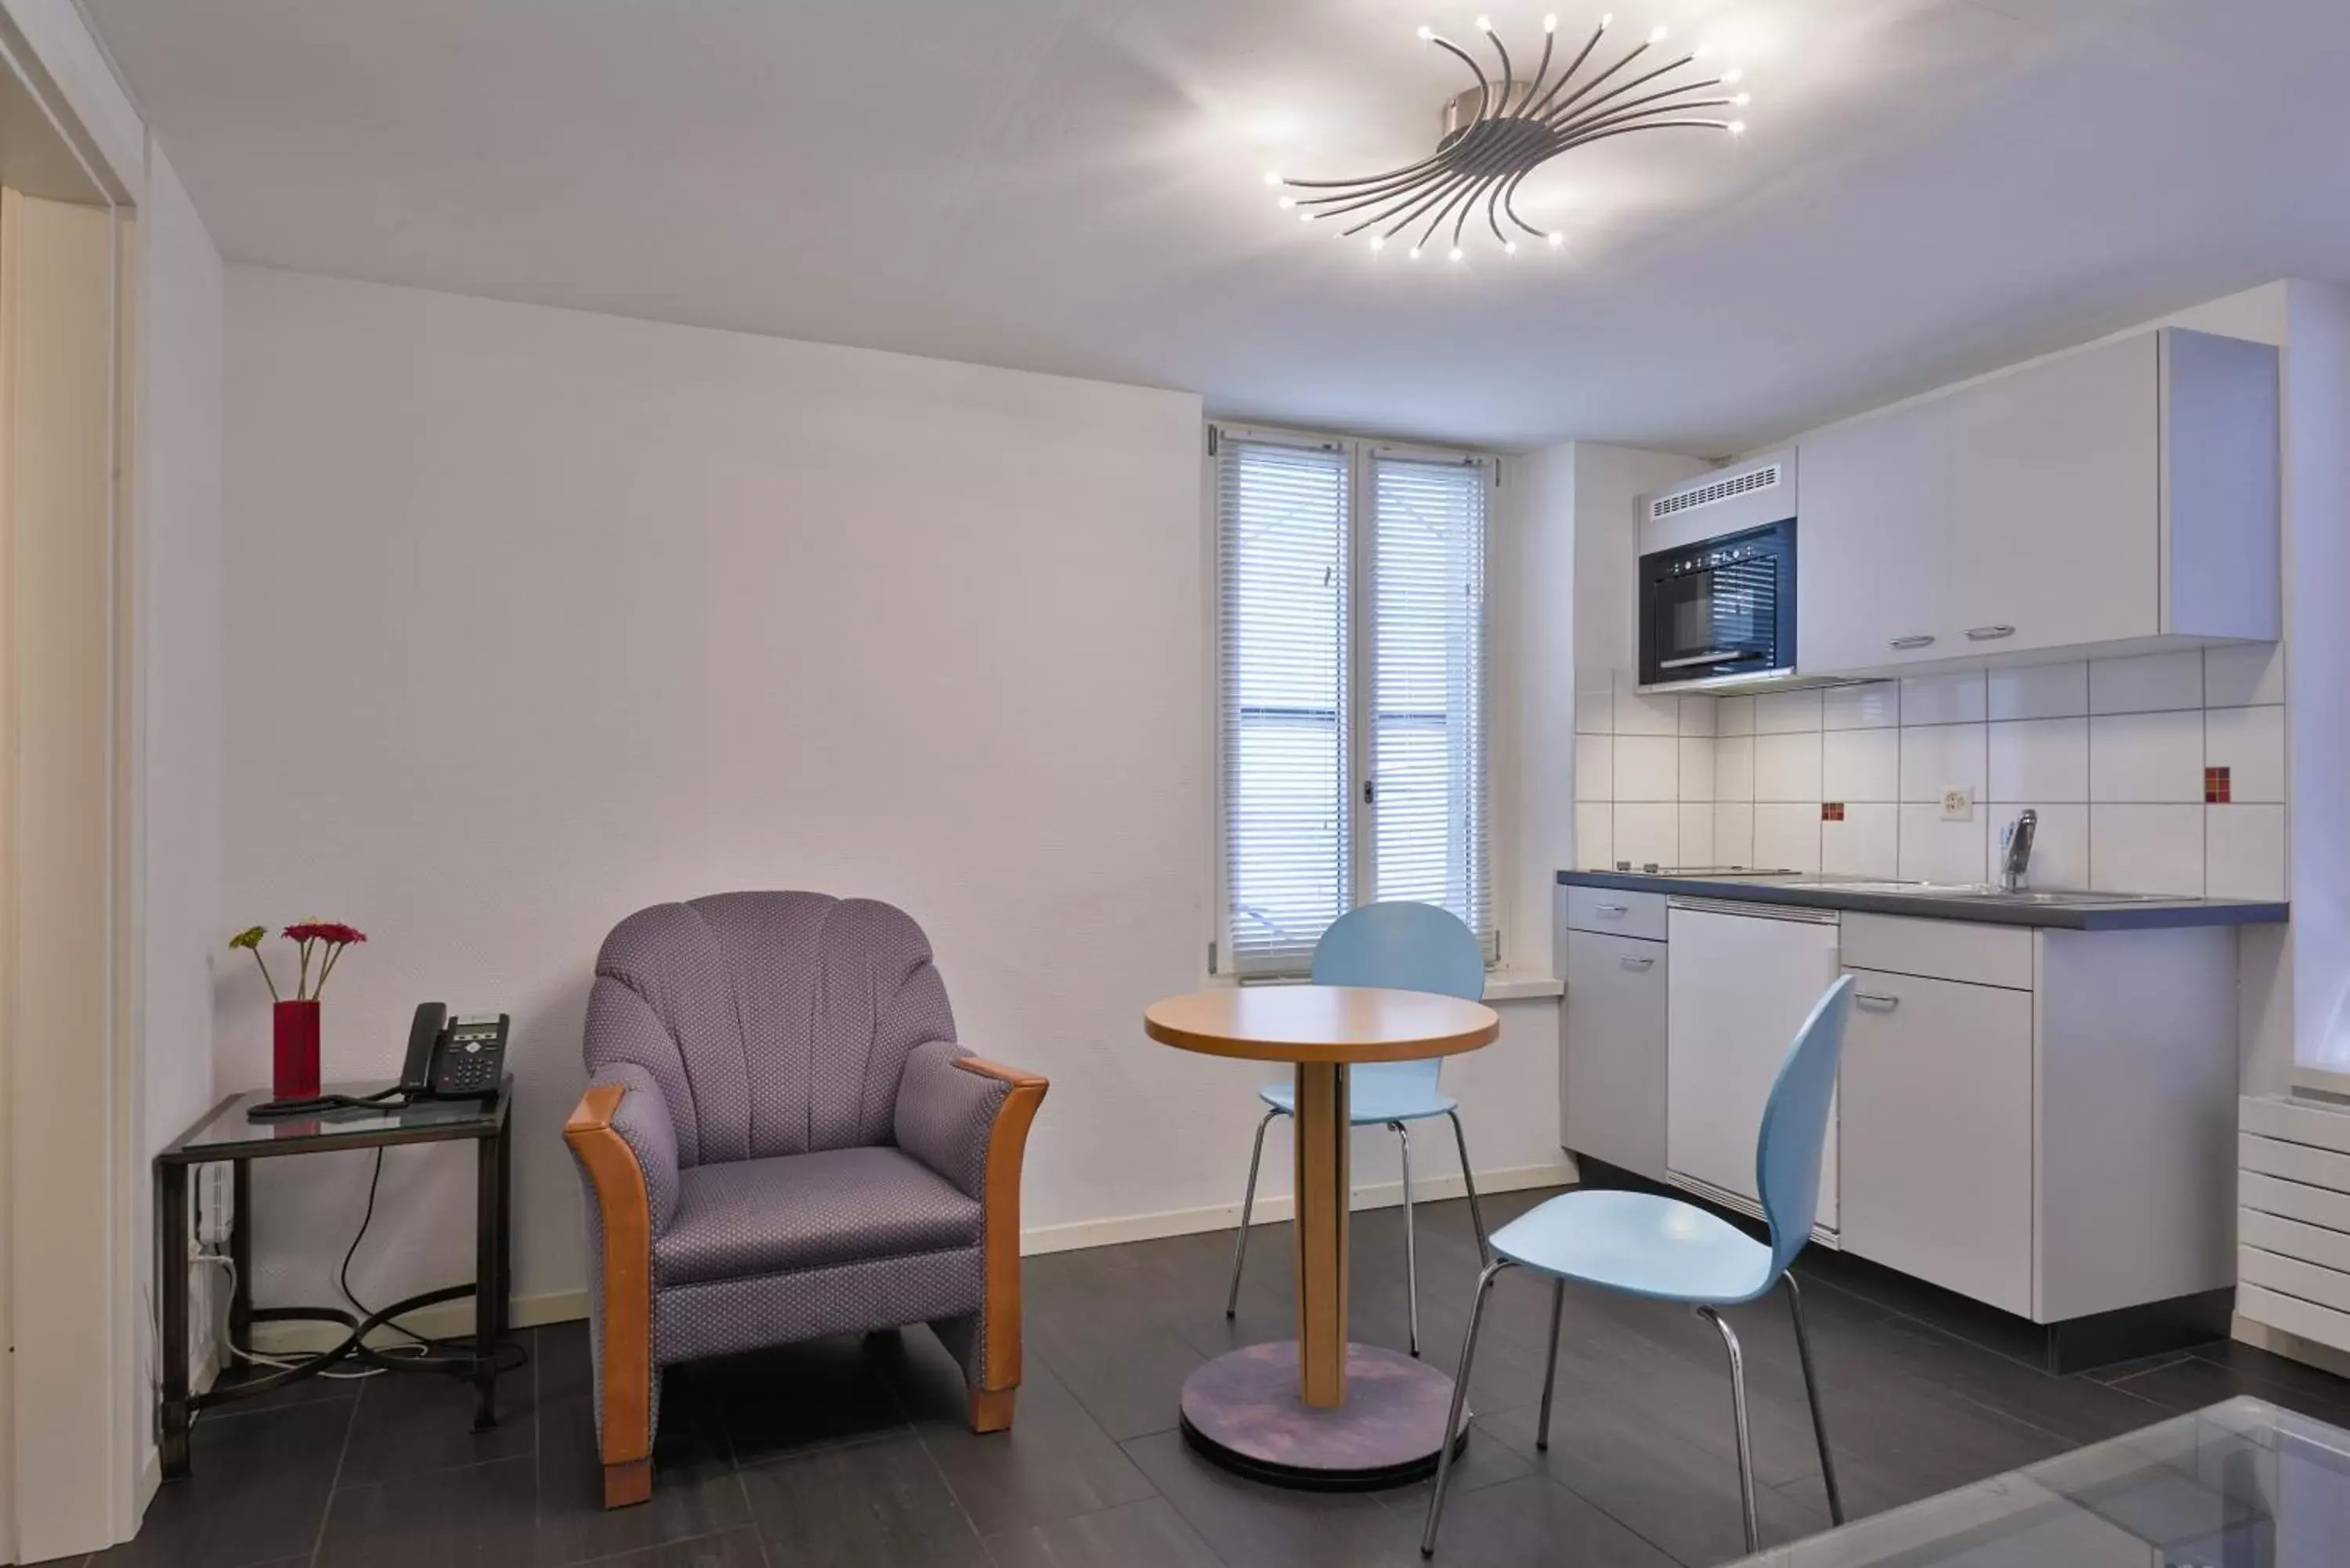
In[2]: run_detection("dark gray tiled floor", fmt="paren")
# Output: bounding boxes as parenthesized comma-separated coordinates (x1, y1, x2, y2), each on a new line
(78, 1187, 2350, 1568)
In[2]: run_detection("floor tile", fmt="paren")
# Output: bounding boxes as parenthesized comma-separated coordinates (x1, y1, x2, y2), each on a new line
(334, 1351, 534, 1484)
(982, 1496, 1223, 1568)
(1122, 1430, 1424, 1568)
(562, 1526, 768, 1568)
(705, 1332, 911, 1464)
(736, 1429, 982, 1568)
(1405, 1473, 1681, 1568)
(96, 1398, 352, 1568)
(315, 1453, 537, 1568)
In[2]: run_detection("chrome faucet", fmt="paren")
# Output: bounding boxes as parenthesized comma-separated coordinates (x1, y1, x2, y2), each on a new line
(1998, 809, 2038, 893)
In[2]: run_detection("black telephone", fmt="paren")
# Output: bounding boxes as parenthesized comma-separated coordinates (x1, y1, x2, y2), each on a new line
(400, 1003, 512, 1100)
(251, 1003, 510, 1119)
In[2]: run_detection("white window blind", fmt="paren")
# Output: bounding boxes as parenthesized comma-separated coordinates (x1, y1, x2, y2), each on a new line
(1214, 428, 1494, 978)
(1217, 435, 1351, 977)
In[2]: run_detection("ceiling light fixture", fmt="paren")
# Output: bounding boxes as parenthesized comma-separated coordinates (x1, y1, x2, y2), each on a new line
(1274, 13, 1751, 257)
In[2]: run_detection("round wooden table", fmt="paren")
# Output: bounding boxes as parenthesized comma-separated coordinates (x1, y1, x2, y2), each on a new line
(1144, 985, 1500, 1488)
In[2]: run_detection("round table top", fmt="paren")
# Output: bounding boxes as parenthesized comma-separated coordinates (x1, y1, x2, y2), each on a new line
(1143, 985, 1500, 1064)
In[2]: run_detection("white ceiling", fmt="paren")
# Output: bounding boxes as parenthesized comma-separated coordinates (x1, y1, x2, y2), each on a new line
(84, 0, 2350, 452)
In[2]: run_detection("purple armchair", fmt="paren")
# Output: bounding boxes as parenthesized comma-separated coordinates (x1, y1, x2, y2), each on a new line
(562, 892, 1047, 1507)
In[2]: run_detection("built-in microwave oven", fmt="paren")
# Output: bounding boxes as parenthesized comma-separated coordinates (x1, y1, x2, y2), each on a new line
(1636, 451, 1798, 689)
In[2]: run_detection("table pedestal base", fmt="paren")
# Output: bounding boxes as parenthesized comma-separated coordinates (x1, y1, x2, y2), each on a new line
(1178, 1341, 1468, 1490)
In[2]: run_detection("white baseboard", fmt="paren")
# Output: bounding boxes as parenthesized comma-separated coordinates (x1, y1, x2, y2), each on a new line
(252, 1158, 1584, 1344)
(1018, 1158, 1580, 1256)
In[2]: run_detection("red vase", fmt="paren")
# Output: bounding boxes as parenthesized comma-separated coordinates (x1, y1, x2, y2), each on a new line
(273, 999, 321, 1100)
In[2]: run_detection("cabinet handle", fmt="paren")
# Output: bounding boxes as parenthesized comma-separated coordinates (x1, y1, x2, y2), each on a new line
(1594, 903, 1629, 916)
(1619, 955, 1655, 971)
(1889, 635, 1936, 650)
(1965, 624, 2016, 641)
(1854, 992, 1901, 1010)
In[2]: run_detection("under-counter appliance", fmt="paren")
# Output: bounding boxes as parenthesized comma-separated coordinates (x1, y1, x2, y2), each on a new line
(1637, 450, 1798, 689)
(1665, 898, 1842, 1236)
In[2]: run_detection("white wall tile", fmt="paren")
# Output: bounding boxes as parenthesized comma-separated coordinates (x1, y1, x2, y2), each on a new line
(1821, 681, 1899, 730)
(1714, 735, 1755, 802)
(1714, 802, 1755, 866)
(1988, 802, 2087, 891)
(1574, 733, 1614, 802)
(1679, 697, 1716, 736)
(1678, 738, 1717, 802)
(1822, 804, 1900, 878)
(1987, 661, 2088, 721)
(1754, 731, 1824, 803)
(2089, 650, 2203, 714)
(1575, 668, 1617, 735)
(1614, 670, 1680, 735)
(2204, 643, 2285, 708)
(2205, 705, 2285, 802)
(1754, 803, 1823, 873)
(1612, 802, 1679, 869)
(2088, 710, 2204, 803)
(1678, 804, 1716, 866)
(2207, 805, 2286, 901)
(1614, 735, 1679, 803)
(1573, 803, 1612, 871)
(1987, 717, 2089, 803)
(1900, 722, 1987, 804)
(1821, 728, 1900, 803)
(2090, 804, 2204, 894)
(1898, 807, 1989, 884)
(1899, 670, 1988, 726)
(1754, 688, 1823, 735)
(1716, 695, 1755, 736)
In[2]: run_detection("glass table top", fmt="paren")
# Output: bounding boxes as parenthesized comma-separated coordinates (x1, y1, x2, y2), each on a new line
(1730, 1396, 2350, 1567)
(161, 1079, 509, 1161)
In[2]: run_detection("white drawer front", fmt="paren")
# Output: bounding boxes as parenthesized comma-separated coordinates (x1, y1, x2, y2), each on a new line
(1839, 912, 2033, 991)
(1564, 887, 1668, 941)
(2240, 1282, 2350, 1358)
(2240, 1133, 2350, 1194)
(2240, 1245, 2350, 1317)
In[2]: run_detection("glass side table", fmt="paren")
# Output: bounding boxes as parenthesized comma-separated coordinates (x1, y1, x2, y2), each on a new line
(153, 1079, 512, 1479)
(1730, 1395, 2350, 1567)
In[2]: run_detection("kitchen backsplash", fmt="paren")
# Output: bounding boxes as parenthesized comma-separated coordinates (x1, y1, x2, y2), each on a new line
(1572, 645, 2287, 899)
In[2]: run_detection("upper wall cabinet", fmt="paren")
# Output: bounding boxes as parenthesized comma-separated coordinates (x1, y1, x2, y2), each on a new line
(1797, 327, 2280, 678)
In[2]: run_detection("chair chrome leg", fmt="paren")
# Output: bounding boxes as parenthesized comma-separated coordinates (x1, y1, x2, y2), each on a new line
(1536, 1276, 1564, 1451)
(1699, 1306, 1761, 1555)
(1444, 1109, 1490, 1266)
(1394, 1121, 1419, 1358)
(1226, 1107, 1281, 1318)
(1422, 1259, 1513, 1558)
(1784, 1273, 1845, 1524)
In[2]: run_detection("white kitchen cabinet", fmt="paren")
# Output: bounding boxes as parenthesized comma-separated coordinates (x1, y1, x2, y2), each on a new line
(1838, 968, 2036, 1316)
(1561, 930, 1668, 1183)
(1798, 327, 2278, 679)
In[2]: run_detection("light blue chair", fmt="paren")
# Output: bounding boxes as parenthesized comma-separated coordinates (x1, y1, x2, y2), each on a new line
(1421, 974, 1854, 1559)
(1225, 901, 1490, 1358)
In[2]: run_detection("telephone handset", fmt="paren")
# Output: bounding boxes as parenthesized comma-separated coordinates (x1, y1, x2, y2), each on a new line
(250, 1003, 510, 1119)
(400, 1003, 510, 1100)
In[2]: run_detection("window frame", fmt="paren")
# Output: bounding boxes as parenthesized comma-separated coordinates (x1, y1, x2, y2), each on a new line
(1207, 421, 1499, 980)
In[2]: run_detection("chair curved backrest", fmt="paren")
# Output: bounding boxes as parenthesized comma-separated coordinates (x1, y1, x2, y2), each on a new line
(1311, 902, 1485, 1097)
(1756, 974, 1855, 1279)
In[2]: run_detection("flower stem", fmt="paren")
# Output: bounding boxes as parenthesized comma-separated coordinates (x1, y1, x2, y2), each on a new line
(248, 946, 280, 1003)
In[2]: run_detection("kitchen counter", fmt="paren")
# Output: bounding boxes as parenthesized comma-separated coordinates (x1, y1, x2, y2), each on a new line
(1556, 868, 2287, 930)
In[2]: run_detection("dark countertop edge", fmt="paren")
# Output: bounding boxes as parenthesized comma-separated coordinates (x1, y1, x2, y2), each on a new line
(1555, 869, 2290, 930)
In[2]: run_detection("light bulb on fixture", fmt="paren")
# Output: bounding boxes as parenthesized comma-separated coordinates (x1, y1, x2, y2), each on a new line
(1727, 119, 1747, 134)
(1416, 23, 1434, 39)
(1731, 92, 1750, 105)
(1547, 231, 1565, 247)
(1475, 15, 1493, 32)
(1448, 245, 1464, 261)
(1504, 240, 1519, 255)
(1299, 210, 1315, 221)
(1544, 13, 1558, 32)
(1408, 244, 1424, 260)
(1649, 24, 1670, 43)
(1278, 196, 1297, 208)
(1722, 67, 1743, 83)
(1368, 235, 1386, 251)
(1600, 13, 1614, 27)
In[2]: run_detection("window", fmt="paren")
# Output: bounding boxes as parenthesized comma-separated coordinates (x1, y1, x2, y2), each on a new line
(1213, 425, 1495, 977)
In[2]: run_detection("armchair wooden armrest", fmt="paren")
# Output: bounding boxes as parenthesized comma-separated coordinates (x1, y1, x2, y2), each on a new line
(949, 1056, 1048, 1432)
(564, 1082, 655, 1507)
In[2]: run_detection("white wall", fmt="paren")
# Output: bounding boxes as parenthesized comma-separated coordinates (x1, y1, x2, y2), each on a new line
(221, 269, 1572, 1325)
(132, 143, 223, 1479)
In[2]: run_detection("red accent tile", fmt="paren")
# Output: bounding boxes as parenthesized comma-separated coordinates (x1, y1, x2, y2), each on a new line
(1821, 802, 1845, 822)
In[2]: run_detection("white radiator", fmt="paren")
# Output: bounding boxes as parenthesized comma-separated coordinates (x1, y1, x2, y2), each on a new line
(2239, 1095, 2350, 1355)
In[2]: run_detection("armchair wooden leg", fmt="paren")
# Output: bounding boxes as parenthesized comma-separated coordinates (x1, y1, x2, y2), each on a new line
(968, 1384, 1018, 1434)
(602, 1457, 653, 1508)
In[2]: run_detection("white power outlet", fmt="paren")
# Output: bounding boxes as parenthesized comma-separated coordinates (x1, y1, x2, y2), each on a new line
(1940, 787, 1976, 822)
(195, 1163, 235, 1247)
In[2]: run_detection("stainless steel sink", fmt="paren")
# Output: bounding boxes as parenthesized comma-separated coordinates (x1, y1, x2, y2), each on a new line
(1947, 888, 2180, 905)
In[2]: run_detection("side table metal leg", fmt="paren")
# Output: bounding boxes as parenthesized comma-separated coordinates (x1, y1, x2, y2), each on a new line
(230, 1158, 253, 1352)
(474, 1128, 503, 1430)
(159, 1161, 192, 1479)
